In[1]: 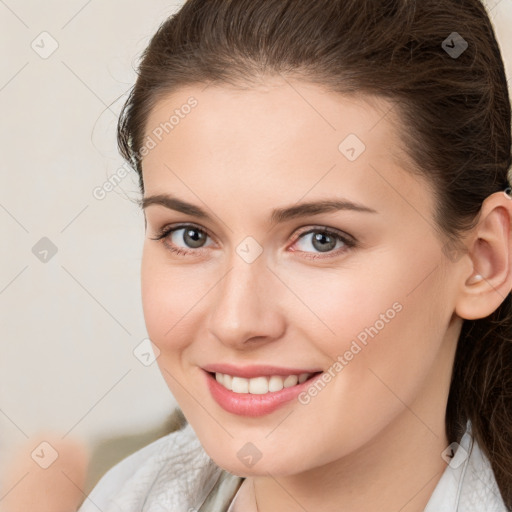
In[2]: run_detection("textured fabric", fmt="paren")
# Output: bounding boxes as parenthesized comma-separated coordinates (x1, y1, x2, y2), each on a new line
(78, 423, 239, 512)
(423, 421, 507, 511)
(78, 419, 508, 512)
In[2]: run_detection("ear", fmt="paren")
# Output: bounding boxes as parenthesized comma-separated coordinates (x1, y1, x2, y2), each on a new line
(455, 190, 512, 320)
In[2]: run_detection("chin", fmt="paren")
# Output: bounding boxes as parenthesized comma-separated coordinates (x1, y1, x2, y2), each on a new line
(201, 439, 304, 477)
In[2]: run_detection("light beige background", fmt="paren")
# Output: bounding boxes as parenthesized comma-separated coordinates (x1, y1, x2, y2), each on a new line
(1, 0, 511, 484)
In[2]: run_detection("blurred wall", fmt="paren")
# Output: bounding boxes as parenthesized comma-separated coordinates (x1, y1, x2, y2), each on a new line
(0, 0, 187, 477)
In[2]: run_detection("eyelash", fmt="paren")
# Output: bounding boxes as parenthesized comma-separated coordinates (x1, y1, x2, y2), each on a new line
(150, 223, 357, 260)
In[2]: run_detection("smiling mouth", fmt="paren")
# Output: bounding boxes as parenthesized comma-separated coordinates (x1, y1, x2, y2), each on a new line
(208, 371, 322, 395)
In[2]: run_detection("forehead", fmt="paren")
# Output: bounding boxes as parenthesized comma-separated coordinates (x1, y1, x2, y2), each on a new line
(142, 78, 407, 171)
(140, 79, 433, 224)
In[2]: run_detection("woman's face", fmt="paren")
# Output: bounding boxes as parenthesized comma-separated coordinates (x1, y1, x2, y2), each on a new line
(140, 78, 462, 476)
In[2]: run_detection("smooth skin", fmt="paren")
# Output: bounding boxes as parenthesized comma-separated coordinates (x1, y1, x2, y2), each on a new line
(140, 76, 512, 512)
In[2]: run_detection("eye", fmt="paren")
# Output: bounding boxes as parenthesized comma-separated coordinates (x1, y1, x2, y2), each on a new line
(150, 224, 214, 256)
(150, 223, 356, 260)
(290, 227, 356, 259)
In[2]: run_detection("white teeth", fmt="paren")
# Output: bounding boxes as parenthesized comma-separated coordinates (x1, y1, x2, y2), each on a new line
(214, 372, 313, 394)
(231, 376, 249, 393)
(268, 375, 284, 392)
(248, 376, 268, 394)
(224, 374, 233, 391)
(283, 375, 298, 388)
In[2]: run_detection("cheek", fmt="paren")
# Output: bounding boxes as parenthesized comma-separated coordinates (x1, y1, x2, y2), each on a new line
(140, 249, 201, 404)
(140, 245, 201, 352)
(296, 251, 449, 397)
(278, 261, 407, 358)
(324, 267, 449, 416)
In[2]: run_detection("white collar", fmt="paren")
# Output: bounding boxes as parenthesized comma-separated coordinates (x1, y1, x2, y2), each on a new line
(424, 421, 507, 511)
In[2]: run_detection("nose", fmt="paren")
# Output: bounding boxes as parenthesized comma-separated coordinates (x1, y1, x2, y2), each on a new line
(207, 252, 286, 350)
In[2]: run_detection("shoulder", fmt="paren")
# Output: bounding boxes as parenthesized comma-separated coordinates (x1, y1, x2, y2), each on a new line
(78, 422, 222, 512)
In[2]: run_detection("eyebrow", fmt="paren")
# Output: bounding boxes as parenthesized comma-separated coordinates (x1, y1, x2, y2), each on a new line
(140, 194, 377, 225)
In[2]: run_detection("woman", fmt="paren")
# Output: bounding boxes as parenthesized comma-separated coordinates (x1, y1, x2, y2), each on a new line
(79, 0, 512, 510)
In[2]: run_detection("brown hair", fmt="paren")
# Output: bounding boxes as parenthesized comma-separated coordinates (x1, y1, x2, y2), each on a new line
(117, 0, 512, 507)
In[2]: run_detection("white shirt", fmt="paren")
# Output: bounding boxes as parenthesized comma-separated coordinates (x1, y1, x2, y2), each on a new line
(78, 419, 507, 512)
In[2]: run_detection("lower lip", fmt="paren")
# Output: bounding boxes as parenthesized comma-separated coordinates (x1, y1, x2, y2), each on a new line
(204, 370, 322, 417)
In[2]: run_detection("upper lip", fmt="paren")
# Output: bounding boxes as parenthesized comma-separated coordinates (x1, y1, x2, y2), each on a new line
(202, 363, 323, 378)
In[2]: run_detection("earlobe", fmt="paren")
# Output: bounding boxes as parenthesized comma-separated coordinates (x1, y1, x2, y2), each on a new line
(455, 191, 512, 320)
